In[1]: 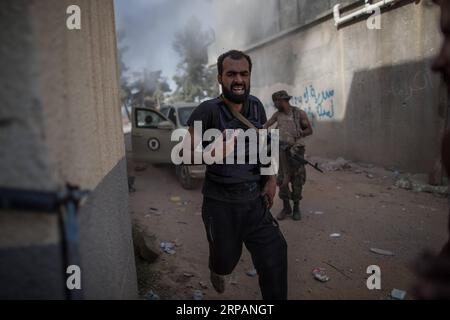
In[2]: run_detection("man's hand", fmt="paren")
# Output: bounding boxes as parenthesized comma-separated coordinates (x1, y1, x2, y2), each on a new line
(262, 175, 277, 209)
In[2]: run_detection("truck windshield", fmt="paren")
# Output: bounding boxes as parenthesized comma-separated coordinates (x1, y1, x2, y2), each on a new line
(178, 107, 195, 127)
(160, 107, 170, 118)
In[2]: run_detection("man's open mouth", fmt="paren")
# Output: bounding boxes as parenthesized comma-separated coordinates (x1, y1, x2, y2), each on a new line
(231, 85, 245, 95)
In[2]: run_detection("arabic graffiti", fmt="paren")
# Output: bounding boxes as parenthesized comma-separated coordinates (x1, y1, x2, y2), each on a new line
(289, 84, 336, 127)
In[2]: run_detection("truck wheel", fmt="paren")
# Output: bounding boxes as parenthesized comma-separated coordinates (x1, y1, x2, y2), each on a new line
(176, 165, 199, 190)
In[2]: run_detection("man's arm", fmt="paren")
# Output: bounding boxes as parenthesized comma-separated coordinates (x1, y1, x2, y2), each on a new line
(263, 112, 278, 129)
(299, 110, 313, 137)
(183, 126, 238, 163)
(183, 102, 212, 163)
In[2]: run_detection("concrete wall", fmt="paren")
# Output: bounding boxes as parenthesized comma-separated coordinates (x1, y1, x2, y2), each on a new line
(209, 0, 447, 172)
(0, 0, 137, 299)
(208, 0, 356, 65)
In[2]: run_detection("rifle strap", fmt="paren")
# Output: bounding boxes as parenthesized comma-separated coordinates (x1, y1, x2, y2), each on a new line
(220, 95, 259, 131)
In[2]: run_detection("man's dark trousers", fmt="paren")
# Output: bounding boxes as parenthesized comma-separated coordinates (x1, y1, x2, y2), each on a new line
(202, 195, 288, 300)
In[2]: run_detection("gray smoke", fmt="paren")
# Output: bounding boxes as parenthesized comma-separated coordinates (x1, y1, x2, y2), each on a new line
(114, 0, 214, 91)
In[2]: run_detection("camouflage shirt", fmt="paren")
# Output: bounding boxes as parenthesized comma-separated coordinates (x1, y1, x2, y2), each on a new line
(267, 107, 305, 146)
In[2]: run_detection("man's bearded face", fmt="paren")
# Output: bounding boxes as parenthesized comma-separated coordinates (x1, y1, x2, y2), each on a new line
(273, 99, 284, 111)
(219, 57, 251, 103)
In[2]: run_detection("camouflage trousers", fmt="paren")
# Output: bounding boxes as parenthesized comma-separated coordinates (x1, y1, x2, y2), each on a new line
(277, 145, 306, 201)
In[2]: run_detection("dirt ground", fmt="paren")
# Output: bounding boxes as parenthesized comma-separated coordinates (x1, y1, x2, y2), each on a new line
(125, 137, 448, 300)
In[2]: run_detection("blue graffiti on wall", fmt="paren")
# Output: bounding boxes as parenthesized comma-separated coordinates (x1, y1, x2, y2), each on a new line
(290, 84, 336, 127)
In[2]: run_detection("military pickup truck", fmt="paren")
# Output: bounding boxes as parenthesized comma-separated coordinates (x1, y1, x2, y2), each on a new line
(131, 103, 205, 189)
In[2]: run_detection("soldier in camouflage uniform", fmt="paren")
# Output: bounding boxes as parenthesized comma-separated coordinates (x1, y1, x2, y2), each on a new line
(264, 90, 313, 221)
